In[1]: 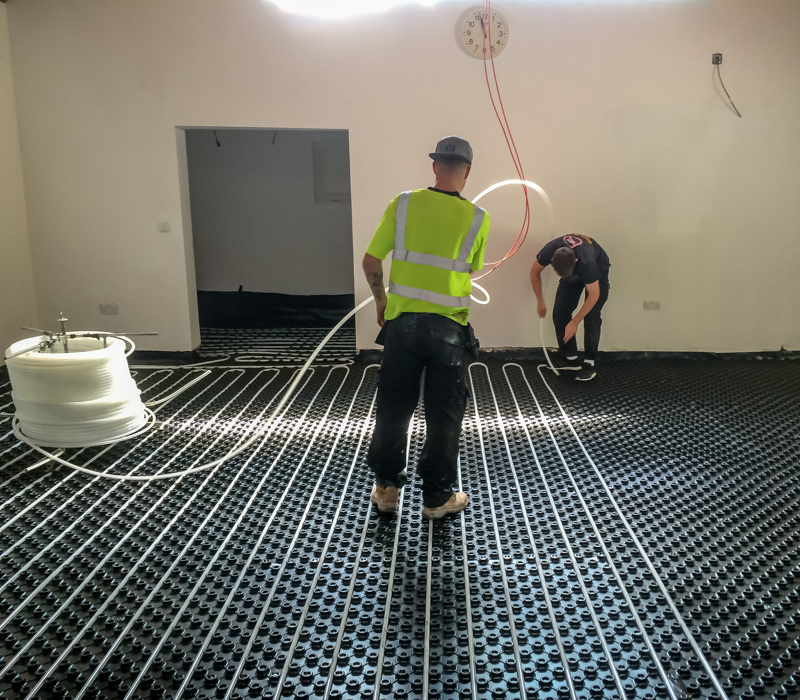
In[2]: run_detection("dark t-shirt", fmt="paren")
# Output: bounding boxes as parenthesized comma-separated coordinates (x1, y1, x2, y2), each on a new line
(536, 235, 610, 285)
(427, 186, 465, 200)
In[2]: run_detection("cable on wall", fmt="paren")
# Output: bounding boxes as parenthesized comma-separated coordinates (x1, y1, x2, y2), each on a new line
(713, 54, 742, 118)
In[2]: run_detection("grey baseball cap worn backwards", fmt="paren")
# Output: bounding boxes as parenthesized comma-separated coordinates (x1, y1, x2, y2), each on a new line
(429, 136, 473, 165)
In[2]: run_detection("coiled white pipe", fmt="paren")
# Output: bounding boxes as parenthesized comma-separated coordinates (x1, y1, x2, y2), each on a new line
(6, 335, 151, 448)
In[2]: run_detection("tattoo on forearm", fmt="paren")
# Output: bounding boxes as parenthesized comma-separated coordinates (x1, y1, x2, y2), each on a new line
(366, 270, 385, 301)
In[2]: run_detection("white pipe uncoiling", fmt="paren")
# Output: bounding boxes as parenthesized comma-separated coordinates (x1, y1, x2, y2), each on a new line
(6, 178, 554, 481)
(8, 297, 374, 481)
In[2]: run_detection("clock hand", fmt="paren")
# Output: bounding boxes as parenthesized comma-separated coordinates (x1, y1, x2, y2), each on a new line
(479, 14, 487, 38)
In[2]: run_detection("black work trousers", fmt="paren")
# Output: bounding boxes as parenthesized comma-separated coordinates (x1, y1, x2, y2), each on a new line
(367, 313, 470, 508)
(553, 278, 610, 361)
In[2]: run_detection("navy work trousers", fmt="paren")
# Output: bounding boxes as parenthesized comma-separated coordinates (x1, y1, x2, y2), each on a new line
(367, 313, 470, 508)
(553, 278, 610, 361)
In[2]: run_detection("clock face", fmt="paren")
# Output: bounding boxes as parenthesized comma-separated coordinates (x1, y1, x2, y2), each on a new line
(459, 6, 510, 60)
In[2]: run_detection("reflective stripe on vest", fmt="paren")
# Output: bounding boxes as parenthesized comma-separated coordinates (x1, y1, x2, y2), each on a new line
(393, 191, 486, 274)
(388, 283, 472, 308)
(390, 190, 485, 307)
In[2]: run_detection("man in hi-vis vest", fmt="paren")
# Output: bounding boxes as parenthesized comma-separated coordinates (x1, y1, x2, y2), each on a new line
(362, 136, 490, 520)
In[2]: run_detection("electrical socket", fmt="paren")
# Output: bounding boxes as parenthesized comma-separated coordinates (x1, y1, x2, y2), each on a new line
(643, 300, 661, 311)
(100, 303, 119, 315)
(712, 53, 722, 65)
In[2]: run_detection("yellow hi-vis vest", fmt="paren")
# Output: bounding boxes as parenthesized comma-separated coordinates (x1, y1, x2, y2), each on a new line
(389, 190, 487, 308)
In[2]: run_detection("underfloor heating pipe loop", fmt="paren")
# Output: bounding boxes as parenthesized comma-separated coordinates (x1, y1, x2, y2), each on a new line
(457, 457, 480, 700)
(0, 370, 206, 548)
(123, 368, 339, 700)
(312, 386, 412, 700)
(0, 369, 252, 682)
(70, 370, 310, 700)
(323, 500, 380, 699)
(22, 369, 278, 697)
(216, 368, 365, 699)
(531, 362, 731, 700)
(177, 367, 352, 700)
(369, 415, 416, 700)
(0, 374, 263, 629)
(469, 364, 578, 700)
(501, 363, 678, 700)
(469, 393, 529, 693)
(0, 370, 245, 604)
(270, 368, 379, 697)
(473, 362, 631, 698)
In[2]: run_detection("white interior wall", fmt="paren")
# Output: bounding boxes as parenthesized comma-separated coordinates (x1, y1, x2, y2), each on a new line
(0, 3, 37, 364)
(6, 0, 800, 353)
(186, 128, 354, 296)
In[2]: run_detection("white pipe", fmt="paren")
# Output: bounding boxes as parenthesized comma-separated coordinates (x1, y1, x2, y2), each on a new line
(469, 178, 555, 302)
(540, 316, 559, 376)
(471, 178, 555, 218)
(470, 281, 491, 305)
(529, 362, 730, 700)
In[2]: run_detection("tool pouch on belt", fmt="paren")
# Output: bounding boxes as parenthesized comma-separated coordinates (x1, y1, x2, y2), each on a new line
(465, 323, 480, 360)
(374, 320, 391, 346)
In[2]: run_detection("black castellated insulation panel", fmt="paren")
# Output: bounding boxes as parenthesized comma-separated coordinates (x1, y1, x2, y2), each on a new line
(0, 357, 799, 700)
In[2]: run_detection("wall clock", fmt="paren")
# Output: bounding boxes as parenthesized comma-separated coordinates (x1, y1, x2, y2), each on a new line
(459, 6, 510, 60)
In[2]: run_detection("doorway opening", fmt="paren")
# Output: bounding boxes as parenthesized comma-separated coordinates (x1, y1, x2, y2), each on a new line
(184, 128, 355, 363)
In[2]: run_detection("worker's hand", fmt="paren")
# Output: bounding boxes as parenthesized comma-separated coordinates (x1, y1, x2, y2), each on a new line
(376, 296, 387, 327)
(564, 319, 579, 344)
(537, 299, 547, 319)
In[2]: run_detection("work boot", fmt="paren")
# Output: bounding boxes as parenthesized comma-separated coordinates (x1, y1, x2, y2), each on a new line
(371, 484, 399, 514)
(422, 492, 469, 520)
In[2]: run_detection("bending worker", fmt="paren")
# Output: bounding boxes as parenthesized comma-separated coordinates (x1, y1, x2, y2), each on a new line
(361, 136, 490, 520)
(530, 234, 611, 381)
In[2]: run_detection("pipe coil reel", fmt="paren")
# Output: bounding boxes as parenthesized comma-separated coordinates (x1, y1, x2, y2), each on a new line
(6, 334, 151, 448)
